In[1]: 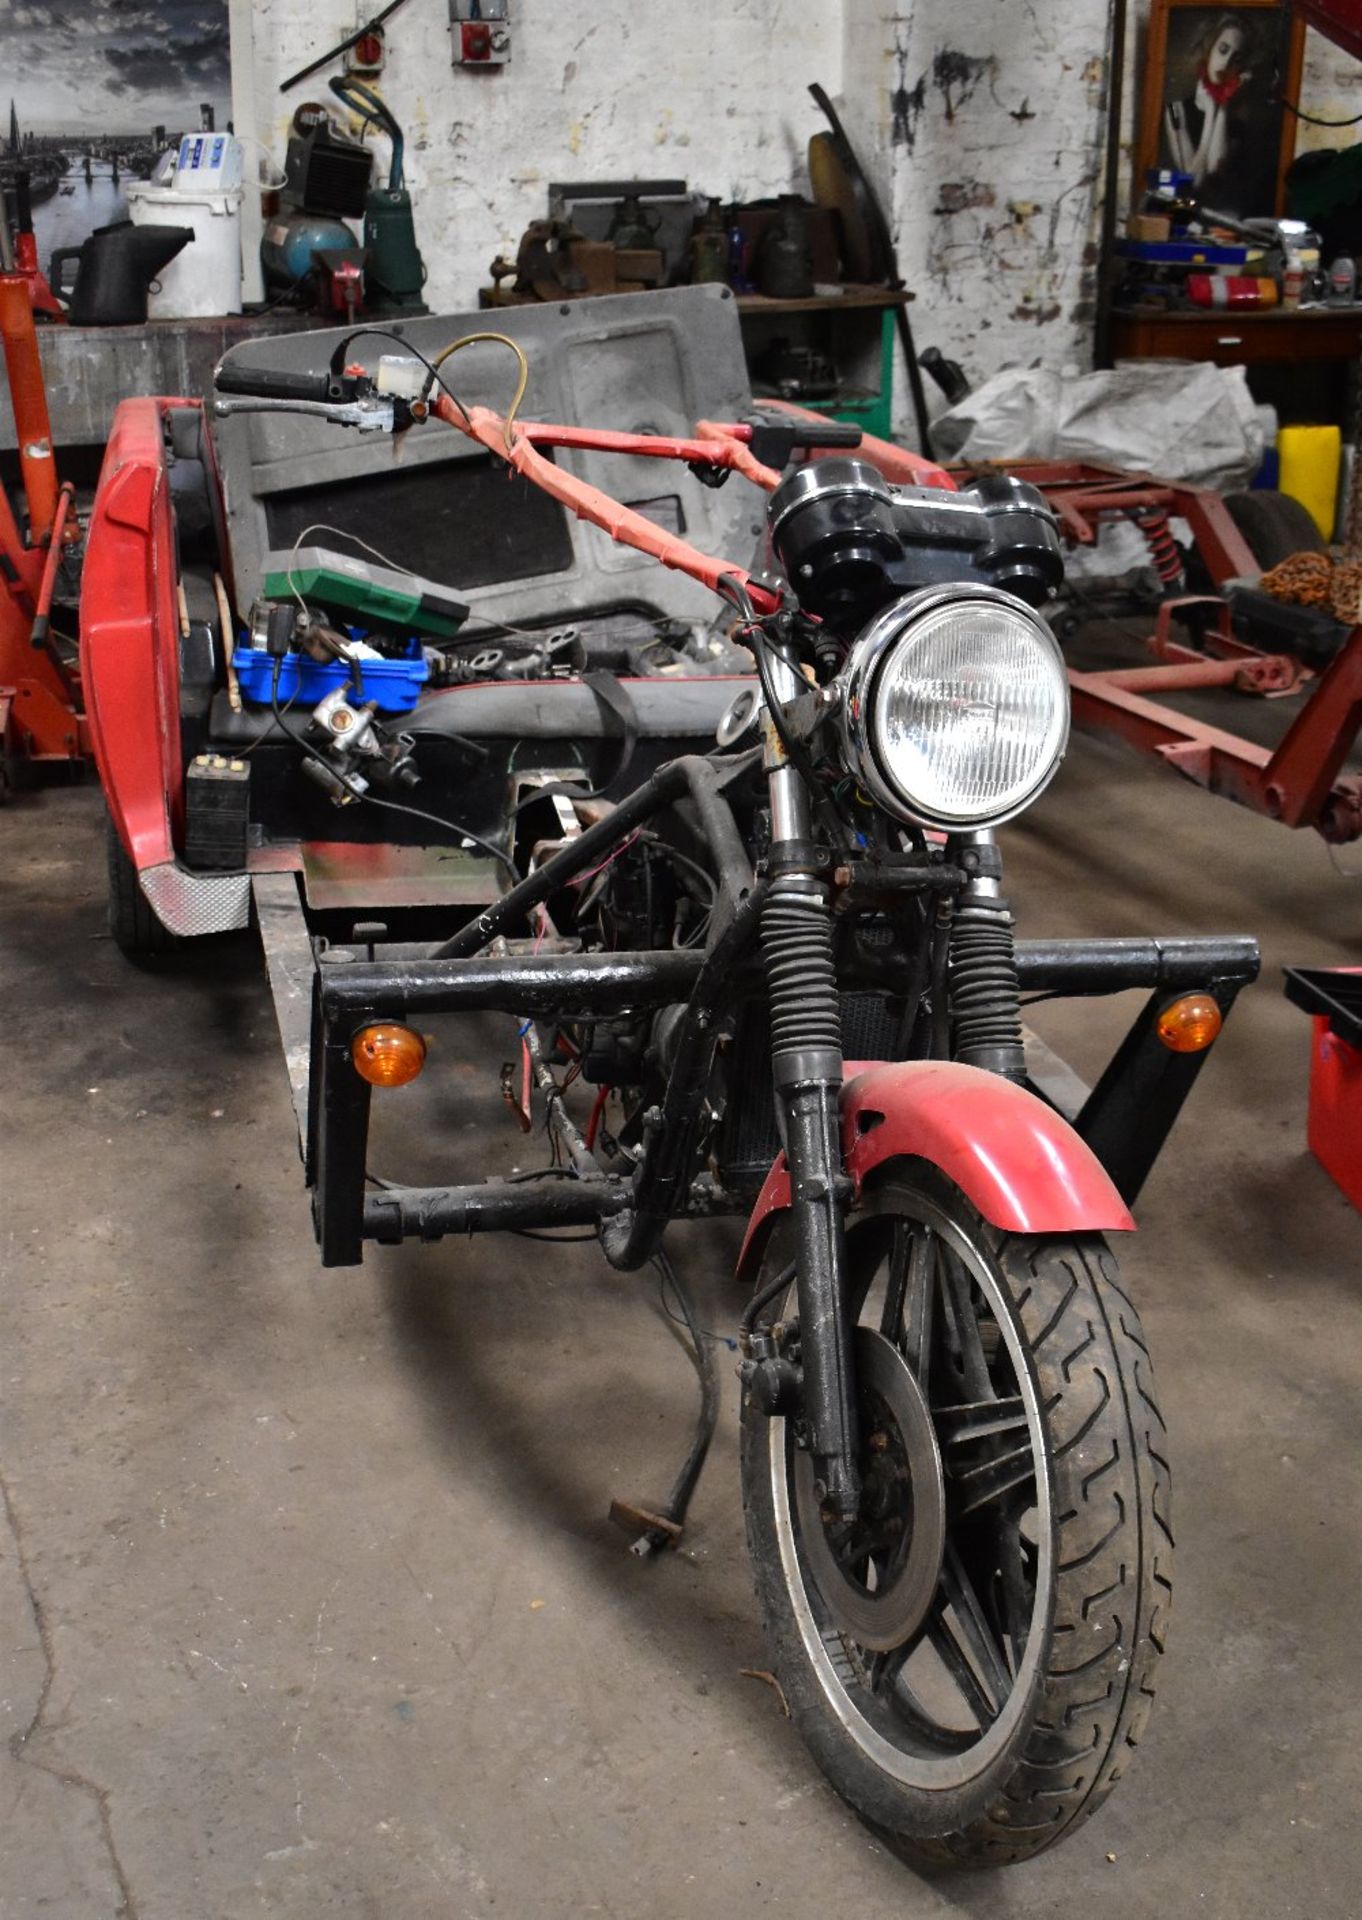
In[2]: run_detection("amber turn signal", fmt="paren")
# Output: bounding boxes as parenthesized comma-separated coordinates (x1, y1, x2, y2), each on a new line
(351, 1023, 427, 1087)
(1155, 993, 1222, 1054)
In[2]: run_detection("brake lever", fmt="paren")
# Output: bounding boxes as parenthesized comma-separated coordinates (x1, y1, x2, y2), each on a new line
(211, 395, 400, 434)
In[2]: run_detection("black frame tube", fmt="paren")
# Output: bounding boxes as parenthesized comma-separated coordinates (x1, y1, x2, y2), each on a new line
(309, 813, 1259, 1263)
(431, 751, 756, 962)
(364, 1178, 630, 1244)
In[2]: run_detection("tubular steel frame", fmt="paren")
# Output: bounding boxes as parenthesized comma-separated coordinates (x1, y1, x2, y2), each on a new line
(298, 751, 1259, 1267)
(0, 271, 86, 772)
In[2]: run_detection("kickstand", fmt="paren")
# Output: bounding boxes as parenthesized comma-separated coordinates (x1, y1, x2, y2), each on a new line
(609, 1243, 720, 1557)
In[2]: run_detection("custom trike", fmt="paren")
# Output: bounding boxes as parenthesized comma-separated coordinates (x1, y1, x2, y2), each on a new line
(82, 290, 1256, 1868)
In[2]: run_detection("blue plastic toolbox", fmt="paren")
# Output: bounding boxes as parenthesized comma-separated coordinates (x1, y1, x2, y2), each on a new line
(233, 641, 429, 714)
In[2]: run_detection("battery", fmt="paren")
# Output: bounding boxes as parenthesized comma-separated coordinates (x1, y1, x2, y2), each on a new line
(184, 754, 251, 871)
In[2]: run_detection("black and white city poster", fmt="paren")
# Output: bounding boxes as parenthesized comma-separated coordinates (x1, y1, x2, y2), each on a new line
(1, 0, 233, 264)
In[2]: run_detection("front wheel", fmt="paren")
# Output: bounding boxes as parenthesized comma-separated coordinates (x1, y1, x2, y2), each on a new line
(106, 814, 176, 961)
(739, 1165, 1171, 1869)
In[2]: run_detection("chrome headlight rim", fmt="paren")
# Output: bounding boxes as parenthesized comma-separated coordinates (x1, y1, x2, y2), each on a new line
(837, 582, 1069, 831)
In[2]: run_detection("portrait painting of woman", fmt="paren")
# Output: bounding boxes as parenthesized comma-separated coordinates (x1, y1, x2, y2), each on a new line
(1141, 1, 1304, 220)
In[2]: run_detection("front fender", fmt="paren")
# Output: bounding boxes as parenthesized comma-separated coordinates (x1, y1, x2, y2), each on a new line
(736, 1060, 1134, 1280)
(82, 397, 187, 873)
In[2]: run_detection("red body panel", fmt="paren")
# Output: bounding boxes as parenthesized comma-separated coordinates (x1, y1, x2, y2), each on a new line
(736, 1060, 1135, 1279)
(81, 397, 189, 869)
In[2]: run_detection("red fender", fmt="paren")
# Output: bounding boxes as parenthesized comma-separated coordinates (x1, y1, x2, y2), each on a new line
(82, 397, 192, 870)
(736, 1060, 1134, 1280)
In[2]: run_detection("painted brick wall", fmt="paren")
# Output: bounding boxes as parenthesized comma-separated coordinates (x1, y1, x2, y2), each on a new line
(855, 0, 1115, 395)
(248, 0, 845, 315)
(245, 0, 1360, 442)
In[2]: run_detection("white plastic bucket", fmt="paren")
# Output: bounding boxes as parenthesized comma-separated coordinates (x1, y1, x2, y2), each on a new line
(125, 180, 243, 318)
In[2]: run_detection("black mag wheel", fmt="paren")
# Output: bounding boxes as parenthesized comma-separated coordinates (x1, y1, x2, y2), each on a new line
(739, 1165, 1172, 1869)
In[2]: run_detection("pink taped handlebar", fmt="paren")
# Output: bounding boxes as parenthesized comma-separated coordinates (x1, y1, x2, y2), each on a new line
(431, 395, 784, 613)
(428, 395, 956, 616)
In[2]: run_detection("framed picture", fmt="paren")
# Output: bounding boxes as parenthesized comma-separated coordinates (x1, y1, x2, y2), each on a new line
(2, 0, 233, 269)
(1135, 1, 1306, 218)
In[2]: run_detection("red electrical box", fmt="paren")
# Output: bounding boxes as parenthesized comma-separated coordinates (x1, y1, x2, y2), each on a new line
(449, 0, 510, 64)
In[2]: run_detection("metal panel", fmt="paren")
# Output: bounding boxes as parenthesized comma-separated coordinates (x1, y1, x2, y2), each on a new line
(210, 287, 758, 629)
(139, 859, 250, 935)
(253, 871, 315, 1150)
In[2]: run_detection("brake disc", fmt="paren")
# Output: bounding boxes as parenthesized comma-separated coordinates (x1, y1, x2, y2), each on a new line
(792, 1326, 946, 1653)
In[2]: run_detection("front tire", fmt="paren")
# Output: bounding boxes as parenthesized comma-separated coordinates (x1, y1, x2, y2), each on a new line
(739, 1165, 1171, 1868)
(106, 814, 176, 960)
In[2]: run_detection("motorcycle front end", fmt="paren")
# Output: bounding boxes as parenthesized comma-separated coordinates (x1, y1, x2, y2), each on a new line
(721, 461, 1166, 1866)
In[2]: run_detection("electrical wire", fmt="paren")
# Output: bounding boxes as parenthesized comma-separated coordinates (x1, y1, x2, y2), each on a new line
(267, 669, 520, 880)
(642, 1244, 722, 1542)
(713, 573, 828, 805)
(279, 0, 414, 92)
(236, 678, 300, 757)
(654, 1260, 738, 1351)
(339, 788, 520, 883)
(635, 831, 718, 906)
(428, 332, 529, 449)
(1278, 96, 1362, 127)
(283, 519, 409, 583)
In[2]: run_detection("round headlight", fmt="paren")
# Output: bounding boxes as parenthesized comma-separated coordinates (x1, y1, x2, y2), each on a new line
(838, 585, 1069, 829)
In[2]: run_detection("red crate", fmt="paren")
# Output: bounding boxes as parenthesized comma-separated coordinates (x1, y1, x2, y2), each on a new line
(1306, 1017, 1362, 1211)
(1285, 966, 1362, 1209)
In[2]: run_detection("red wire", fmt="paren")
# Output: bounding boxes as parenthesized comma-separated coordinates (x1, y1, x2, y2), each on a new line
(585, 1084, 610, 1151)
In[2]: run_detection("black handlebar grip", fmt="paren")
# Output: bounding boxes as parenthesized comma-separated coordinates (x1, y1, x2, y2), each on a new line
(213, 364, 336, 402)
(796, 420, 863, 449)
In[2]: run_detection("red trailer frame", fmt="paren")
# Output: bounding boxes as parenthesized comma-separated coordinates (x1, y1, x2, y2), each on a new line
(989, 461, 1362, 845)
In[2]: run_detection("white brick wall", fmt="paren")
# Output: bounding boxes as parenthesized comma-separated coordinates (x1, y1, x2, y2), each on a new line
(242, 0, 1360, 440)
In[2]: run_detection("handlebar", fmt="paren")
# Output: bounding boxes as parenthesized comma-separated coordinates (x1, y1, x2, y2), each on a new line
(214, 364, 348, 403)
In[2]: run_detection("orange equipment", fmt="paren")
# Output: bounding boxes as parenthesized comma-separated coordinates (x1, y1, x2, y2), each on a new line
(0, 270, 86, 782)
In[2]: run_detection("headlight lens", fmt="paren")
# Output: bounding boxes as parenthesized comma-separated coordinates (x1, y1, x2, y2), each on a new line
(839, 586, 1069, 828)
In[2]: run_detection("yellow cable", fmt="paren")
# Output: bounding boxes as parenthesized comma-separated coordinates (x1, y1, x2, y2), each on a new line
(431, 331, 529, 450)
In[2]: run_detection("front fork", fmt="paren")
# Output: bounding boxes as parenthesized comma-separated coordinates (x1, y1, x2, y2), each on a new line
(758, 647, 861, 1521)
(751, 660, 1028, 1519)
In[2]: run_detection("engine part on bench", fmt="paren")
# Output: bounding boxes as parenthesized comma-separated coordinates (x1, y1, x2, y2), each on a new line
(251, 597, 302, 658)
(302, 684, 420, 801)
(768, 458, 1064, 629)
(750, 336, 840, 403)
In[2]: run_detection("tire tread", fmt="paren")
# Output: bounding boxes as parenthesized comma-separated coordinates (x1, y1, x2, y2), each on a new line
(739, 1182, 1171, 1871)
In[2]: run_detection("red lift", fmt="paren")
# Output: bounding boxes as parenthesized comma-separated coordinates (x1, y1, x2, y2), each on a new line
(0, 272, 85, 787)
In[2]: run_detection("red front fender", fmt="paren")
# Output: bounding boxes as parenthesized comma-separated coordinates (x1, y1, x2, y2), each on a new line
(736, 1061, 1134, 1280)
(82, 396, 189, 871)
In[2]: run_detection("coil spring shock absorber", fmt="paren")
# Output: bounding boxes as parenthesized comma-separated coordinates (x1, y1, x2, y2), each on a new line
(947, 833, 1026, 1080)
(1135, 505, 1185, 594)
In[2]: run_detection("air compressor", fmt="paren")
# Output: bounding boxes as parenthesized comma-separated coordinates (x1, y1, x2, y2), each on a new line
(261, 80, 428, 316)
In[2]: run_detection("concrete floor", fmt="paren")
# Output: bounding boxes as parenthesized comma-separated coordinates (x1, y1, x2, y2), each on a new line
(2, 717, 1361, 1919)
